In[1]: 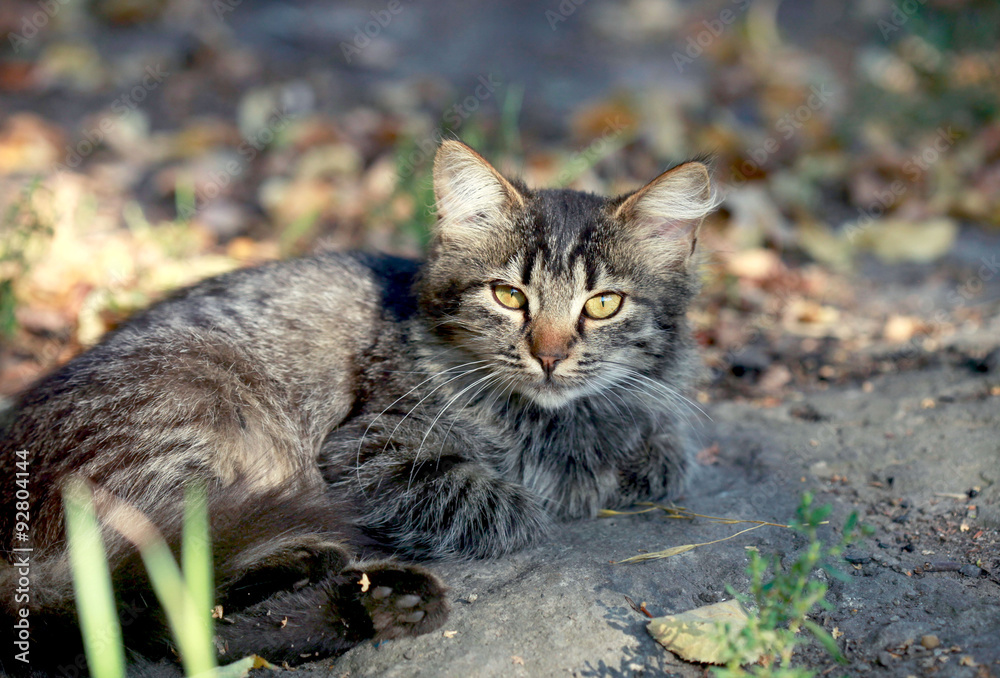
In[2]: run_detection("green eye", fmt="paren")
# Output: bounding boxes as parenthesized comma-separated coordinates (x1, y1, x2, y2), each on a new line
(493, 284, 528, 310)
(583, 292, 623, 319)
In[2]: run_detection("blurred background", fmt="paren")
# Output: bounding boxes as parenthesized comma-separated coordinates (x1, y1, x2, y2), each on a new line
(0, 0, 998, 401)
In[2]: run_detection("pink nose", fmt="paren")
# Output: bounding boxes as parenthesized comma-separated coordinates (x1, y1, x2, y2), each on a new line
(533, 351, 567, 376)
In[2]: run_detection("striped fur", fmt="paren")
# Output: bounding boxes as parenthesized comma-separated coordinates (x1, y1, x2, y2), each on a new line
(0, 141, 716, 673)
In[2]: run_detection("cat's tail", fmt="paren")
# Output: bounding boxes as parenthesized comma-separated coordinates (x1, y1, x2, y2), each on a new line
(1, 483, 448, 677)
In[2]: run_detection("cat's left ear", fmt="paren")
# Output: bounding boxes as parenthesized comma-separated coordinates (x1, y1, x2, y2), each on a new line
(612, 161, 718, 267)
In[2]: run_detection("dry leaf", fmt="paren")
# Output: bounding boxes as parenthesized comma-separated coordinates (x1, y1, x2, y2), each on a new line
(359, 572, 370, 592)
(724, 248, 782, 281)
(214, 654, 275, 678)
(647, 599, 762, 665)
(858, 218, 957, 263)
(883, 315, 923, 343)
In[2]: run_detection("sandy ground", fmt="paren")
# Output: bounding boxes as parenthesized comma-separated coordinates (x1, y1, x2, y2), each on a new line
(296, 358, 1000, 678)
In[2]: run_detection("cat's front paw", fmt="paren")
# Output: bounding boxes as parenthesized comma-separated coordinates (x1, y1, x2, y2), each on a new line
(343, 563, 449, 640)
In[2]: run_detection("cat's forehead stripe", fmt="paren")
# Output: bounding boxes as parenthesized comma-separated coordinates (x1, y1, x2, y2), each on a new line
(522, 190, 608, 288)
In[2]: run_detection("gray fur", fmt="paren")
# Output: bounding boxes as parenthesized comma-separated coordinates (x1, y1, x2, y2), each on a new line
(0, 141, 715, 670)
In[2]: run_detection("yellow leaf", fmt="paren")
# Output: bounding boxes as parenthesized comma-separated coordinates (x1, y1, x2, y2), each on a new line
(857, 218, 957, 263)
(647, 599, 761, 665)
(249, 656, 274, 670)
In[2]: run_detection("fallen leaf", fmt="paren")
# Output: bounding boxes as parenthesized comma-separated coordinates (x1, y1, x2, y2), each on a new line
(858, 218, 957, 263)
(647, 599, 761, 665)
(883, 315, 922, 343)
(724, 248, 782, 281)
(212, 654, 274, 678)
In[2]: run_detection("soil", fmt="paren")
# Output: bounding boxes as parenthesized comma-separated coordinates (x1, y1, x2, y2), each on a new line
(307, 357, 1000, 678)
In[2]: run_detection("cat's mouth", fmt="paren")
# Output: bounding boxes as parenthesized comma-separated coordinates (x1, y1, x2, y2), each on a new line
(520, 374, 588, 409)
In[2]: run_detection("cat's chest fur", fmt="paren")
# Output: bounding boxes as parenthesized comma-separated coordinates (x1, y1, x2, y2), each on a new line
(496, 402, 653, 518)
(331, 331, 677, 523)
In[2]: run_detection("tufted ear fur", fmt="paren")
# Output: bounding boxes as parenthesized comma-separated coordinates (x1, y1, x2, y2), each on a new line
(612, 161, 718, 267)
(432, 140, 525, 246)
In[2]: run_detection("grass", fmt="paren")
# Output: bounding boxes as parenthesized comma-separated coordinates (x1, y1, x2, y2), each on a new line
(710, 493, 872, 677)
(63, 480, 260, 678)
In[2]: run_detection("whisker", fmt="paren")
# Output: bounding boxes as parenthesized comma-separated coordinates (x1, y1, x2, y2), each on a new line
(354, 360, 490, 494)
(406, 371, 499, 491)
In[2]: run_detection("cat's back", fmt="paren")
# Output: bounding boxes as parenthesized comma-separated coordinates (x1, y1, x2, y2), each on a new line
(1, 251, 420, 545)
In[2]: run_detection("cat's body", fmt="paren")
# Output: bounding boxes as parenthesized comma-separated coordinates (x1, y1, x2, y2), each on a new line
(1, 141, 716, 674)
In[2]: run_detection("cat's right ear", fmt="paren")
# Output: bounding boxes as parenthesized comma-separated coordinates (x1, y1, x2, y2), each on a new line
(432, 140, 525, 243)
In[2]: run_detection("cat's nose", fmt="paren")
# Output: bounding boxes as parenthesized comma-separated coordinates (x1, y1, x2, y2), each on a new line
(530, 324, 572, 376)
(532, 350, 567, 376)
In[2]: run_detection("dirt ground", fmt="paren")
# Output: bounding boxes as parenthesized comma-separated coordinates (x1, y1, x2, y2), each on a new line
(311, 340, 1000, 678)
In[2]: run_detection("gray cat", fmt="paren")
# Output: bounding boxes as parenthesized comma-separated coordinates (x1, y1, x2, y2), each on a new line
(0, 140, 717, 673)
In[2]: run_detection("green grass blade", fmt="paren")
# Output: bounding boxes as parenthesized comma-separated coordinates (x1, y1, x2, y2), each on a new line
(63, 480, 127, 678)
(98, 488, 217, 677)
(500, 82, 524, 156)
(182, 483, 214, 643)
(137, 523, 216, 676)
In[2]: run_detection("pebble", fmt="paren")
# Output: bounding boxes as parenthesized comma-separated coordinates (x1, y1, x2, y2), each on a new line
(959, 564, 982, 578)
(921, 634, 941, 650)
(844, 549, 872, 565)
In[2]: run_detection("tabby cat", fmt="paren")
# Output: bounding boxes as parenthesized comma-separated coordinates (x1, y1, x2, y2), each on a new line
(0, 140, 717, 674)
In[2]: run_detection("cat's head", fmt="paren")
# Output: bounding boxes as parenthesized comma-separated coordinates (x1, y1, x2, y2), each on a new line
(418, 140, 718, 410)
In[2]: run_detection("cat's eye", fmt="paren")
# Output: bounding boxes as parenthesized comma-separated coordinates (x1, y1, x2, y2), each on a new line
(583, 292, 623, 320)
(493, 284, 528, 310)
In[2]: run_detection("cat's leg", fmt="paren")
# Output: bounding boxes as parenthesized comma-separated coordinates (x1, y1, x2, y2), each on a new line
(214, 561, 448, 665)
(613, 421, 695, 508)
(215, 534, 354, 609)
(110, 487, 449, 666)
(324, 420, 550, 559)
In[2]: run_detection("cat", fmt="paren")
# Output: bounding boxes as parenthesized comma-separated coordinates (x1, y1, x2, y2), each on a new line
(0, 139, 717, 674)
